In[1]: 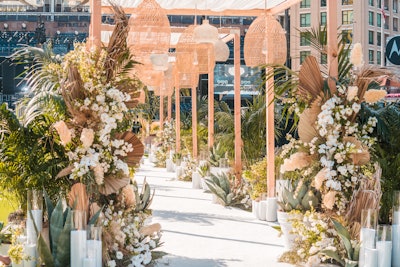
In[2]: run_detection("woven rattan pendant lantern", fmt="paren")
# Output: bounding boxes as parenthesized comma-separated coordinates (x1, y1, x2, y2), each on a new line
(193, 19, 219, 43)
(128, 0, 171, 63)
(176, 25, 200, 88)
(244, 13, 287, 67)
(214, 39, 230, 62)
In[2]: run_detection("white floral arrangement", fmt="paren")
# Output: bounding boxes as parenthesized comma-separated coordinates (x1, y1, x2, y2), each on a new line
(277, 43, 387, 265)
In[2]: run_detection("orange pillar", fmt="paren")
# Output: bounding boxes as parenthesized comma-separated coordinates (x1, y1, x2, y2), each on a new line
(208, 66, 215, 149)
(167, 94, 172, 121)
(88, 0, 101, 49)
(266, 69, 275, 197)
(175, 87, 181, 152)
(159, 96, 164, 130)
(234, 33, 242, 182)
(327, 0, 338, 80)
(192, 86, 198, 159)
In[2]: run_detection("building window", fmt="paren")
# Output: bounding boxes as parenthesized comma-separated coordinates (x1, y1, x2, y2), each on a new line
(321, 0, 326, 7)
(321, 12, 327, 25)
(300, 51, 311, 64)
(342, 29, 353, 44)
(394, 18, 399, 31)
(300, 32, 311, 46)
(368, 31, 374, 44)
(369, 0, 374, 5)
(301, 0, 311, 8)
(369, 11, 374, 26)
(321, 53, 327, 64)
(378, 0, 382, 7)
(385, 16, 389, 29)
(369, 50, 374, 64)
(377, 32, 382, 46)
(342, 0, 353, 4)
(377, 51, 382, 65)
(394, 0, 398, 13)
(300, 13, 311, 27)
(377, 13, 382, 27)
(342, 10, 353, 24)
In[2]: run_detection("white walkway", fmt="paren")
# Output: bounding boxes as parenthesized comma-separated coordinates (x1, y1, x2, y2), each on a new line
(134, 160, 292, 267)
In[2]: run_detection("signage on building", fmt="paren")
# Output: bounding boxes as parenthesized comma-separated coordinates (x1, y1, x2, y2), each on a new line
(386, 36, 400, 65)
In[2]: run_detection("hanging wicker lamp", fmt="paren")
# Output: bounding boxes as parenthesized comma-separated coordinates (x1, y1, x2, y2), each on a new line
(193, 19, 219, 43)
(127, 0, 171, 64)
(214, 39, 230, 62)
(176, 25, 200, 88)
(244, 13, 287, 67)
(196, 42, 215, 74)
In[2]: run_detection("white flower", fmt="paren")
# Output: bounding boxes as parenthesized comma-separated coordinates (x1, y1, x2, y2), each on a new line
(116, 251, 123, 260)
(352, 102, 361, 113)
(108, 260, 116, 267)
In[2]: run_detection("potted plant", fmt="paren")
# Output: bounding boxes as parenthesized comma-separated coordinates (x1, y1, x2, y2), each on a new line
(198, 162, 210, 191)
(243, 158, 268, 220)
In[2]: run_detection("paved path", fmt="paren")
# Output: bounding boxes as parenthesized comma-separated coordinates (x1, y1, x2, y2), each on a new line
(134, 160, 292, 267)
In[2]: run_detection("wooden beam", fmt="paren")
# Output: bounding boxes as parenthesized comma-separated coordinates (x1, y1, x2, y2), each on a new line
(327, 0, 338, 80)
(175, 87, 181, 152)
(192, 86, 198, 159)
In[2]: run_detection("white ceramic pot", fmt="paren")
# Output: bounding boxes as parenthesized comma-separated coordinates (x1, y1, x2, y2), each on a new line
(265, 197, 277, 222)
(277, 211, 300, 251)
(12, 262, 23, 267)
(166, 158, 174, 172)
(252, 200, 260, 219)
(201, 177, 210, 191)
(258, 200, 267, 221)
(192, 171, 202, 189)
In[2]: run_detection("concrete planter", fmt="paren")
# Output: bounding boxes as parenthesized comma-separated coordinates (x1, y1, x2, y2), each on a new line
(191, 171, 202, 189)
(277, 211, 301, 251)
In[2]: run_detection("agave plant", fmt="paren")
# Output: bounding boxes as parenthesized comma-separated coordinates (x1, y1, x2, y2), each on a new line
(205, 172, 250, 209)
(278, 179, 320, 212)
(133, 179, 154, 213)
(321, 219, 360, 267)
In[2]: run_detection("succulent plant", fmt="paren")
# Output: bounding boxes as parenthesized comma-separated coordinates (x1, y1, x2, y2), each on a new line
(198, 162, 210, 178)
(205, 172, 251, 209)
(133, 178, 154, 213)
(278, 179, 320, 212)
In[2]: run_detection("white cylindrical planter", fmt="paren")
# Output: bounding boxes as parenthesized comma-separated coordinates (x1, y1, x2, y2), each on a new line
(166, 159, 174, 172)
(192, 171, 201, 189)
(258, 200, 267, 221)
(365, 248, 378, 267)
(201, 177, 209, 191)
(265, 197, 277, 222)
(277, 211, 298, 251)
(23, 243, 37, 267)
(175, 166, 184, 180)
(252, 200, 260, 219)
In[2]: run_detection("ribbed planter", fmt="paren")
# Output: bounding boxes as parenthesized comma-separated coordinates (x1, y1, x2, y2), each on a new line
(277, 211, 300, 251)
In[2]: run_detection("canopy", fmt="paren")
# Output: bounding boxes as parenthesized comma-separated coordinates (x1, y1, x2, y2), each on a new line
(102, 0, 301, 16)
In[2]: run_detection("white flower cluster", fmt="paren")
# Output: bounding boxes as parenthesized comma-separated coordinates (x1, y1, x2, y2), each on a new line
(104, 200, 160, 267)
(68, 85, 133, 184)
(315, 91, 377, 210)
(291, 211, 337, 266)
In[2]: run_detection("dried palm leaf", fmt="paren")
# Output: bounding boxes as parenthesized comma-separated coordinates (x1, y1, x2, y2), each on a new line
(139, 223, 161, 236)
(343, 137, 370, 165)
(355, 66, 390, 102)
(98, 176, 130, 195)
(298, 97, 322, 143)
(68, 183, 89, 216)
(115, 131, 145, 166)
(298, 56, 324, 104)
(121, 184, 136, 207)
(56, 165, 74, 178)
(104, 4, 130, 82)
(346, 164, 382, 239)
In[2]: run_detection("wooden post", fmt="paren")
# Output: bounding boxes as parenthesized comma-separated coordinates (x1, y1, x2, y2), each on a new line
(175, 87, 181, 152)
(234, 32, 242, 182)
(327, 0, 338, 80)
(88, 0, 101, 49)
(192, 86, 198, 159)
(266, 70, 275, 197)
(208, 64, 215, 149)
(159, 96, 164, 130)
(167, 94, 172, 121)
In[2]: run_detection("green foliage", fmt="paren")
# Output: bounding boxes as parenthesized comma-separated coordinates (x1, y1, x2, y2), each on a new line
(0, 103, 71, 207)
(208, 143, 227, 167)
(278, 179, 320, 212)
(321, 219, 360, 267)
(198, 162, 210, 178)
(243, 158, 268, 200)
(205, 172, 251, 209)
